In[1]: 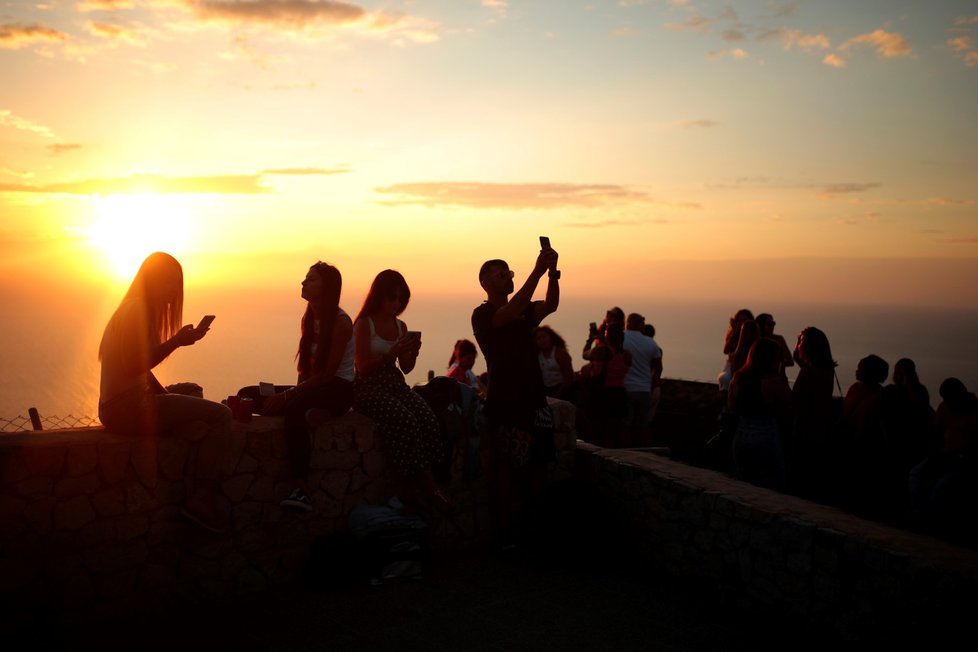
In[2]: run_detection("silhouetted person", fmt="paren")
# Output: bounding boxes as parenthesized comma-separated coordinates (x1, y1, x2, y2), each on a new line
(534, 325, 574, 400)
(718, 308, 754, 393)
(788, 327, 839, 502)
(840, 354, 889, 516)
(260, 262, 355, 513)
(641, 323, 664, 423)
(583, 306, 624, 361)
(623, 313, 662, 446)
(908, 377, 978, 543)
(472, 245, 560, 548)
(728, 338, 792, 491)
(447, 338, 482, 393)
(353, 270, 449, 514)
(98, 252, 231, 532)
(755, 313, 795, 377)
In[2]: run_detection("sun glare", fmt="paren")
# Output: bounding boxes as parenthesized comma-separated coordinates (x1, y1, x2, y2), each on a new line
(87, 194, 194, 279)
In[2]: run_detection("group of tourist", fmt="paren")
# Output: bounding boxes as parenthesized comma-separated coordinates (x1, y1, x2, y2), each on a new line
(97, 246, 562, 547)
(718, 308, 976, 543)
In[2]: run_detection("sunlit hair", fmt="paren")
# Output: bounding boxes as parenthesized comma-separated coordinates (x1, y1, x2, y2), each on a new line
(98, 252, 183, 361)
(723, 308, 754, 354)
(448, 339, 477, 367)
(535, 325, 567, 350)
(297, 262, 342, 377)
(796, 327, 837, 369)
(731, 320, 760, 374)
(606, 307, 625, 325)
(356, 269, 411, 323)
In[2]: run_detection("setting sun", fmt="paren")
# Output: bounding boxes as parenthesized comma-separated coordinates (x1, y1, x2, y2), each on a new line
(86, 193, 195, 278)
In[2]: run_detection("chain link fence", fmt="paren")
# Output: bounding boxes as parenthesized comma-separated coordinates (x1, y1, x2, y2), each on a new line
(0, 413, 100, 433)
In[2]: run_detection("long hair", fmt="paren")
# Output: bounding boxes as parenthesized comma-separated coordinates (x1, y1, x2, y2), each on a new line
(297, 262, 342, 377)
(535, 325, 567, 350)
(448, 339, 477, 367)
(731, 320, 760, 374)
(98, 252, 183, 360)
(356, 269, 410, 323)
(723, 308, 754, 354)
(797, 327, 837, 369)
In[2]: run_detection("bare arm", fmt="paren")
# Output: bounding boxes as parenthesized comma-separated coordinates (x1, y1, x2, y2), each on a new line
(491, 248, 558, 329)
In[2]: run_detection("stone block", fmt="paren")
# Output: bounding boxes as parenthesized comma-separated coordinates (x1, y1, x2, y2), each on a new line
(15, 476, 54, 498)
(55, 473, 99, 498)
(247, 475, 274, 501)
(354, 427, 375, 452)
(777, 517, 815, 552)
(81, 519, 117, 545)
(0, 448, 29, 483)
(93, 488, 126, 517)
(23, 497, 53, 534)
(258, 459, 291, 479)
(23, 445, 67, 476)
(236, 455, 259, 473)
(246, 431, 272, 462)
(333, 430, 354, 452)
(319, 495, 343, 518)
(320, 471, 349, 499)
(236, 526, 268, 554)
(314, 450, 360, 471)
(130, 438, 158, 489)
(54, 495, 95, 530)
(233, 501, 264, 530)
(126, 484, 157, 514)
(221, 474, 254, 503)
(0, 495, 26, 516)
(158, 438, 189, 480)
(364, 480, 388, 505)
(117, 515, 149, 541)
(85, 541, 148, 573)
(349, 467, 370, 494)
(66, 443, 98, 477)
(271, 429, 289, 459)
(363, 451, 387, 477)
(97, 441, 131, 484)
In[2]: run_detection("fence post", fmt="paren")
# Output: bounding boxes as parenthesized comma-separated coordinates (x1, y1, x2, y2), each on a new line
(28, 407, 42, 431)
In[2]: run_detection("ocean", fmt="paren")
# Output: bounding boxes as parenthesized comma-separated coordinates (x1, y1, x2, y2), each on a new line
(2, 289, 977, 427)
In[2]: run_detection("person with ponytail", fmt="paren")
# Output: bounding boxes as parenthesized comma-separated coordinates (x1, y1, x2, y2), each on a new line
(262, 262, 355, 512)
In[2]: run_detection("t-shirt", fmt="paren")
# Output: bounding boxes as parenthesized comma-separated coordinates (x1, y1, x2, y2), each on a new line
(622, 330, 662, 393)
(472, 301, 546, 418)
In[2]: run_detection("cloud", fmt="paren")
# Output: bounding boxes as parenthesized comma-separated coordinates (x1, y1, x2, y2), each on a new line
(186, 0, 366, 29)
(77, 0, 134, 10)
(613, 26, 638, 38)
(482, 0, 508, 7)
(86, 21, 143, 44)
(966, 51, 978, 67)
(0, 110, 58, 138)
(0, 23, 69, 49)
(817, 182, 881, 198)
(708, 48, 748, 60)
(48, 143, 83, 155)
(954, 15, 978, 26)
(262, 166, 349, 175)
(673, 119, 719, 129)
(772, 3, 799, 18)
(721, 29, 745, 42)
(564, 218, 671, 229)
(938, 235, 978, 244)
(840, 28, 912, 58)
(373, 182, 655, 209)
(823, 53, 846, 68)
(947, 34, 972, 53)
(758, 27, 830, 52)
(0, 173, 271, 195)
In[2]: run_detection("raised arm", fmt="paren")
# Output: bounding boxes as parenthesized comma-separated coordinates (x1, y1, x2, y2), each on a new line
(491, 248, 558, 329)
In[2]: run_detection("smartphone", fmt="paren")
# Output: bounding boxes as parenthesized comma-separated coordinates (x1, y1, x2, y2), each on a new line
(258, 381, 276, 397)
(539, 236, 551, 249)
(406, 330, 422, 341)
(589, 322, 598, 337)
(196, 315, 216, 331)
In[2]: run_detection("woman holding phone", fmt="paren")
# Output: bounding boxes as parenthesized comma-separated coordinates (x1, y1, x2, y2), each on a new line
(261, 261, 355, 512)
(353, 270, 450, 512)
(97, 252, 230, 532)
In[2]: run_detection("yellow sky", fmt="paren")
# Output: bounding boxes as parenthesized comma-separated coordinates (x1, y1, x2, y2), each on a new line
(2, 1, 977, 308)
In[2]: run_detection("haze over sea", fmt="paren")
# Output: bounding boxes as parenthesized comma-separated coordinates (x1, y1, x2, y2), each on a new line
(3, 288, 977, 425)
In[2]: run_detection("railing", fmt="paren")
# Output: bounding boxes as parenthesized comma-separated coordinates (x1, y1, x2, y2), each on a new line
(0, 412, 100, 433)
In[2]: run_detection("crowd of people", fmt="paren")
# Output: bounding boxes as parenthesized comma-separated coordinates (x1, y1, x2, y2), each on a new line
(96, 252, 975, 546)
(718, 308, 977, 544)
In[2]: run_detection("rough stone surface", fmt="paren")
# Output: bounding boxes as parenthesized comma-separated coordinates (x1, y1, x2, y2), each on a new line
(0, 398, 577, 624)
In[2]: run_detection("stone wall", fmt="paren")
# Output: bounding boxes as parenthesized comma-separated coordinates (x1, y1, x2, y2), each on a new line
(0, 400, 576, 623)
(575, 443, 978, 638)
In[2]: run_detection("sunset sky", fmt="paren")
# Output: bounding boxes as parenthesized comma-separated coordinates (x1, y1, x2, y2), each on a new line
(2, 0, 978, 307)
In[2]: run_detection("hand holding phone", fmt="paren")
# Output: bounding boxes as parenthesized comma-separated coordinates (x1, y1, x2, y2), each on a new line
(539, 236, 551, 249)
(196, 315, 216, 332)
